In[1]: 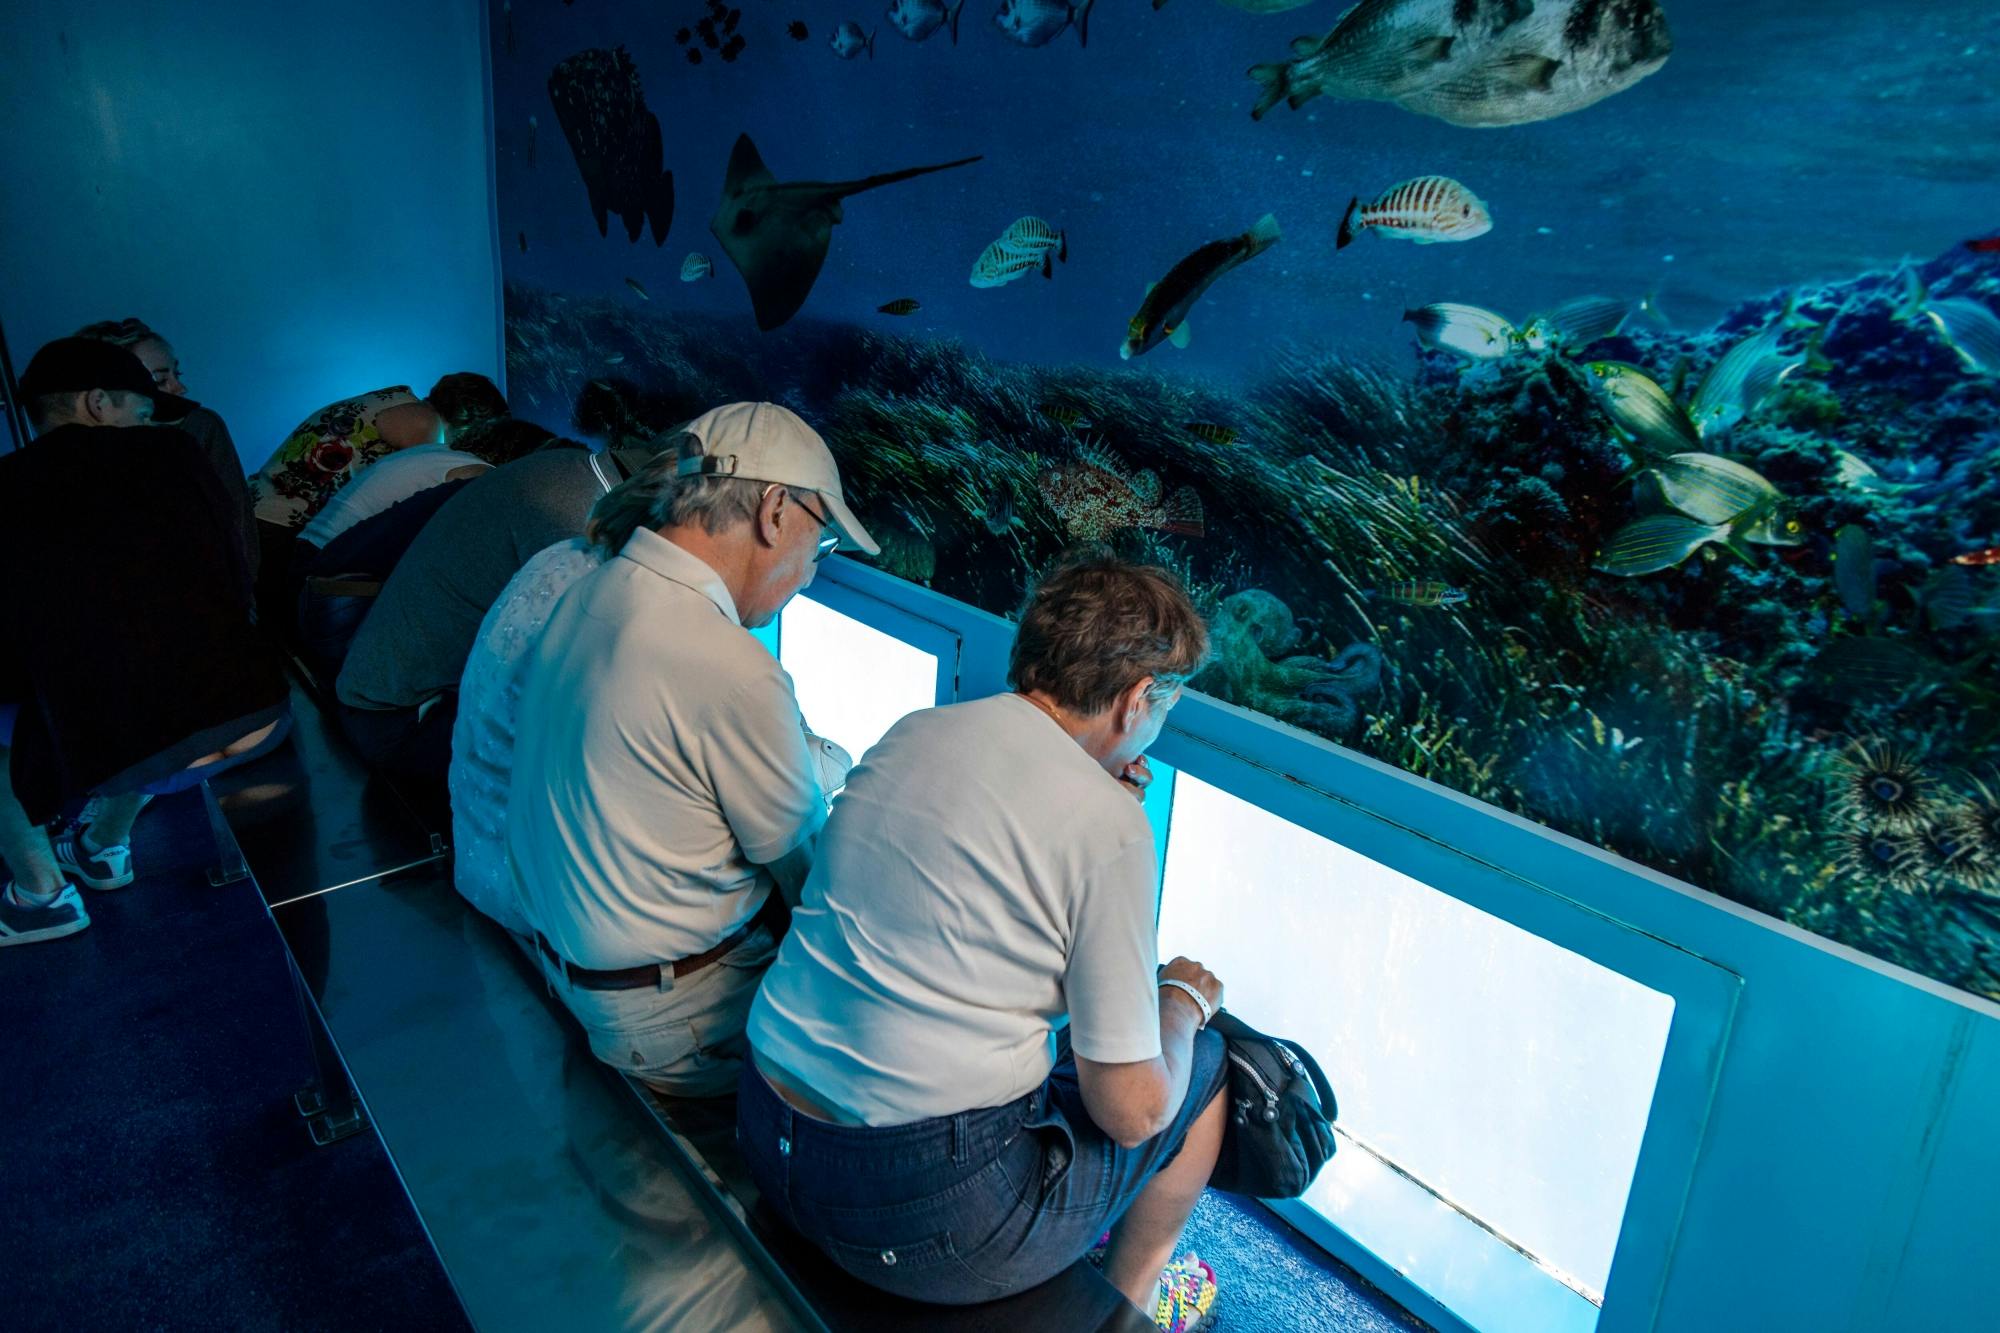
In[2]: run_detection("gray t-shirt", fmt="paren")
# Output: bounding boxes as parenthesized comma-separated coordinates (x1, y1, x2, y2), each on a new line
(336, 447, 640, 710)
(748, 693, 1163, 1125)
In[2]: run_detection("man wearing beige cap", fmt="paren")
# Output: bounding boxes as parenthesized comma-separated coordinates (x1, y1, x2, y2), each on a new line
(507, 402, 878, 1096)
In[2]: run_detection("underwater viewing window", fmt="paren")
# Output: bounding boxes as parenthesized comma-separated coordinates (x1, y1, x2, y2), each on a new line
(775, 581, 956, 765)
(1156, 772, 1677, 1333)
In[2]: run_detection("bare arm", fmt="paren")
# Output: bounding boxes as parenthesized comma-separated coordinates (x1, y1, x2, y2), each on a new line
(1073, 957, 1222, 1149)
(374, 400, 445, 448)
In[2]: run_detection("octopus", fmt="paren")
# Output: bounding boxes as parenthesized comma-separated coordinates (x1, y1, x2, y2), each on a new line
(1195, 590, 1384, 735)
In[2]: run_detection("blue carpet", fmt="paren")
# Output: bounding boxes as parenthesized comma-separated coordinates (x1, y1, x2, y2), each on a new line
(1180, 1192, 1431, 1332)
(0, 790, 469, 1332)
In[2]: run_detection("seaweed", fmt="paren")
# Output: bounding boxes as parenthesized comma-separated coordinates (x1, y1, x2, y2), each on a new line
(500, 238, 2000, 998)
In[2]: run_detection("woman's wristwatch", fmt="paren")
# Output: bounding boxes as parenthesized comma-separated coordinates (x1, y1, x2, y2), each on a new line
(1158, 978, 1214, 1028)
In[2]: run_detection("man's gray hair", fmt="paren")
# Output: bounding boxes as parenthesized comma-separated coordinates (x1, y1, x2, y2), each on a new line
(585, 432, 811, 556)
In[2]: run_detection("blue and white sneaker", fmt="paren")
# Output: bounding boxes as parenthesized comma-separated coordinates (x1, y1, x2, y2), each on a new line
(52, 825, 135, 891)
(0, 881, 91, 946)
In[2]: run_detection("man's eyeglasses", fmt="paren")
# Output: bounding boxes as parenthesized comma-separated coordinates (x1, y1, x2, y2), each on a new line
(769, 485, 840, 562)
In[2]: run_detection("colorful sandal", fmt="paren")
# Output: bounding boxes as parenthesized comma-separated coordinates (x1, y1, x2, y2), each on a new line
(1153, 1253, 1219, 1333)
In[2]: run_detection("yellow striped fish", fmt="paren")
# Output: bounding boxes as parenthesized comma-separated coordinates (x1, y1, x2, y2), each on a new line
(1596, 514, 1735, 577)
(1584, 361, 1700, 455)
(1366, 581, 1468, 608)
(1637, 453, 1804, 547)
(1185, 421, 1238, 446)
(1338, 176, 1491, 249)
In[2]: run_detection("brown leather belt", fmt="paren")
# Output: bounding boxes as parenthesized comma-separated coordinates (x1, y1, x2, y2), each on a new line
(536, 896, 781, 991)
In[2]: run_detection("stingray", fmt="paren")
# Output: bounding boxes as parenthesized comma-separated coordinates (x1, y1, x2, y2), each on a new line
(547, 48, 674, 244)
(710, 133, 981, 331)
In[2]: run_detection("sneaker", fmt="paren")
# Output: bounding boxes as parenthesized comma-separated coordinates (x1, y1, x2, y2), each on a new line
(0, 881, 91, 946)
(52, 825, 135, 891)
(1152, 1254, 1218, 1333)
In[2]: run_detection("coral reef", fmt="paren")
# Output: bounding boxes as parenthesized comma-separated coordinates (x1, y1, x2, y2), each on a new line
(501, 238, 2000, 998)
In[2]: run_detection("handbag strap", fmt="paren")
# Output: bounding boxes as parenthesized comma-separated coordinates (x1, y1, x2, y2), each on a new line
(1276, 1037, 1339, 1120)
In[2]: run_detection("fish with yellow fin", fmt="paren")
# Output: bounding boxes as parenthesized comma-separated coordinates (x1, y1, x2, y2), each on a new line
(1365, 581, 1467, 608)
(1122, 214, 1280, 360)
(1584, 360, 1700, 455)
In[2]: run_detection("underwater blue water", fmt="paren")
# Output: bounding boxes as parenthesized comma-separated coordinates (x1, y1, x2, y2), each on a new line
(493, 0, 1997, 384)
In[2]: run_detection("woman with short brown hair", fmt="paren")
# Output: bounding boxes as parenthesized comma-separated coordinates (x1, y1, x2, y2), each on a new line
(742, 552, 1230, 1328)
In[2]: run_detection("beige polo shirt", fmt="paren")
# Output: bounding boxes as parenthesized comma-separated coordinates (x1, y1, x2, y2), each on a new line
(507, 528, 825, 969)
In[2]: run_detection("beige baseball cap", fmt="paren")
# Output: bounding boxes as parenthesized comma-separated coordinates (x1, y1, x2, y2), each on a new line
(673, 402, 879, 557)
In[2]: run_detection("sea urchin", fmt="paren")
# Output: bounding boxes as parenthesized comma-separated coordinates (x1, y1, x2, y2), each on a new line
(1837, 739, 1933, 833)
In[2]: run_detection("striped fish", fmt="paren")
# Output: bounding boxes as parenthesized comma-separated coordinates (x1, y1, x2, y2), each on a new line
(1646, 453, 1803, 546)
(1584, 361, 1700, 455)
(969, 238, 1053, 288)
(1404, 303, 1516, 360)
(1000, 216, 1067, 261)
(1365, 581, 1468, 608)
(1922, 297, 2000, 376)
(680, 252, 714, 282)
(1595, 514, 1735, 577)
(1689, 295, 1829, 438)
(1518, 294, 1633, 351)
(877, 298, 921, 315)
(1338, 176, 1491, 249)
(1185, 421, 1238, 446)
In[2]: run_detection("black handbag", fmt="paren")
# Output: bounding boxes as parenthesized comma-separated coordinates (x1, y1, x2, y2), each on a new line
(1206, 1010, 1339, 1199)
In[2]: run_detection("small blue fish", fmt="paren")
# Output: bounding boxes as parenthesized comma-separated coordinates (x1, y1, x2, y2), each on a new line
(830, 20, 876, 58)
(681, 252, 714, 282)
(992, 0, 1094, 48)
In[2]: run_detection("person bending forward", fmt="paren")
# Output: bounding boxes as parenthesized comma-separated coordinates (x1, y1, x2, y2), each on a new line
(743, 553, 1230, 1322)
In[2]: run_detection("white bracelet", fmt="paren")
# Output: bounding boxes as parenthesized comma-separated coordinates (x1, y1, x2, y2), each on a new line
(1158, 978, 1213, 1029)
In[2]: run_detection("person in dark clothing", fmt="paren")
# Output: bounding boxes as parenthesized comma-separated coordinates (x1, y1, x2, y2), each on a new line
(291, 476, 477, 687)
(0, 340, 288, 948)
(290, 421, 569, 690)
(333, 440, 655, 783)
(73, 317, 260, 579)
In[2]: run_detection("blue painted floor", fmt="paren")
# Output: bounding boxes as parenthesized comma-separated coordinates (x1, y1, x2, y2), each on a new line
(0, 789, 468, 1332)
(1181, 1192, 1432, 1333)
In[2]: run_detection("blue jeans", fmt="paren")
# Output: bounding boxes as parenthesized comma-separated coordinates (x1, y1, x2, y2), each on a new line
(738, 1027, 1228, 1305)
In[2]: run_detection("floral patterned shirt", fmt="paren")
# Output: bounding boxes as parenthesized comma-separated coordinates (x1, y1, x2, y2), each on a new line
(248, 385, 423, 530)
